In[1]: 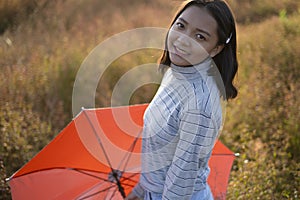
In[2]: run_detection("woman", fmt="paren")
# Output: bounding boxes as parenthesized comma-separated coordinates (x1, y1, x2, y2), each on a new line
(126, 0, 238, 199)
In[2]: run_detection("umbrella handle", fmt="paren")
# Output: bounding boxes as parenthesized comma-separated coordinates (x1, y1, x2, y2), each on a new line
(116, 179, 126, 198)
(110, 170, 126, 198)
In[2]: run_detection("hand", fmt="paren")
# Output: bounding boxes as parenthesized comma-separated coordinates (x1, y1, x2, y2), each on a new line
(124, 192, 140, 200)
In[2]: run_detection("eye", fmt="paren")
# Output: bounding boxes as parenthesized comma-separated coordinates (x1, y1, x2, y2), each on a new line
(175, 22, 185, 30)
(196, 33, 206, 41)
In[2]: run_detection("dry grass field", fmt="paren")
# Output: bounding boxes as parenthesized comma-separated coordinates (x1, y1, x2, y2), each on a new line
(1, 0, 299, 199)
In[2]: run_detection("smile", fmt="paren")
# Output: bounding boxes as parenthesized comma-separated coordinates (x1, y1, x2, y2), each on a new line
(173, 45, 190, 56)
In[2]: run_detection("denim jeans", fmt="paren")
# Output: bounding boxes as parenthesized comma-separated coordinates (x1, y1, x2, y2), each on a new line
(144, 184, 214, 200)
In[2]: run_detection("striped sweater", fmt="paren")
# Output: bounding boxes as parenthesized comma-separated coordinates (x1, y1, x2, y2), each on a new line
(133, 57, 225, 199)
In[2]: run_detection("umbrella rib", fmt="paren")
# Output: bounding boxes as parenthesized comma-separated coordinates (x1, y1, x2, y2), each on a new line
(110, 187, 119, 198)
(118, 130, 142, 172)
(72, 169, 139, 194)
(80, 108, 142, 199)
(120, 171, 139, 181)
(72, 169, 111, 183)
(120, 172, 139, 186)
(82, 110, 114, 170)
(77, 184, 117, 200)
(75, 178, 108, 200)
(104, 182, 116, 199)
(118, 181, 136, 188)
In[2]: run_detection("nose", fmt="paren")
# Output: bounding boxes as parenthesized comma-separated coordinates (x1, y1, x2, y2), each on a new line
(176, 33, 191, 47)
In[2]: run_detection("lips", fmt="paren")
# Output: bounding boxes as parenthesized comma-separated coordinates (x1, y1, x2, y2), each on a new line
(173, 45, 190, 56)
(169, 44, 191, 65)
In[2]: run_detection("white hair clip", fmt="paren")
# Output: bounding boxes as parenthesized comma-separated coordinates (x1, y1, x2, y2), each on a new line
(225, 32, 232, 44)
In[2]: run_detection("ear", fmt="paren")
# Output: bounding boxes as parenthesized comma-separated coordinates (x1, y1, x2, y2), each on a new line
(210, 44, 224, 57)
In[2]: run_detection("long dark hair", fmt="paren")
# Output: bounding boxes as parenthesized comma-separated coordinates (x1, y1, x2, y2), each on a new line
(159, 0, 238, 100)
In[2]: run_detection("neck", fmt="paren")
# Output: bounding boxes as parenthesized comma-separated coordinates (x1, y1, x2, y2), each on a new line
(170, 57, 213, 80)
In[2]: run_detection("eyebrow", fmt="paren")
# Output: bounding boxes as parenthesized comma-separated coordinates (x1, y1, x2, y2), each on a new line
(178, 17, 211, 37)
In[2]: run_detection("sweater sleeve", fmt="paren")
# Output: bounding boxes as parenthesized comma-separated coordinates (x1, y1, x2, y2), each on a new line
(162, 109, 217, 200)
(132, 182, 145, 199)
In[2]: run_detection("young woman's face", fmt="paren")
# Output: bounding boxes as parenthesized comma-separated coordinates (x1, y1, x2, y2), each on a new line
(167, 5, 223, 66)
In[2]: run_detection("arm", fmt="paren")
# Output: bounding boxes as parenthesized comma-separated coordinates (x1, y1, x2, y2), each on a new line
(124, 192, 141, 200)
(125, 182, 144, 200)
(162, 109, 217, 200)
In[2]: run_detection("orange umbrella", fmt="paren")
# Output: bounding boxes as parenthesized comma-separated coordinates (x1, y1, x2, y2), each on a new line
(8, 104, 235, 199)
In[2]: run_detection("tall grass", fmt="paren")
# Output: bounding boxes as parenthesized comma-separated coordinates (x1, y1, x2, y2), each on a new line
(227, 0, 300, 23)
(0, 0, 299, 199)
(224, 11, 300, 199)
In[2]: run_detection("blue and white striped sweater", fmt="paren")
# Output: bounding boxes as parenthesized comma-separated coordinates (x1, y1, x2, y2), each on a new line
(133, 58, 224, 199)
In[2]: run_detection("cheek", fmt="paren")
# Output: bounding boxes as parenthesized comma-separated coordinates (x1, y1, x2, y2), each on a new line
(167, 30, 176, 47)
(189, 45, 210, 64)
(191, 43, 208, 56)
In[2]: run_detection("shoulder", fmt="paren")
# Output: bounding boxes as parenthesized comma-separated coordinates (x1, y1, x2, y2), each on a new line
(181, 79, 223, 126)
(180, 78, 210, 112)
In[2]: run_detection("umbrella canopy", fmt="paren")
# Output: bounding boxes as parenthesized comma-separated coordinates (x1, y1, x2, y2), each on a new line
(8, 104, 235, 200)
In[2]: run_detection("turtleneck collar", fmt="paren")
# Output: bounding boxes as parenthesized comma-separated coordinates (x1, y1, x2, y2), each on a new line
(170, 57, 213, 80)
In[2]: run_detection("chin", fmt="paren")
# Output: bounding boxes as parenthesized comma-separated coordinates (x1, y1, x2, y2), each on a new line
(170, 54, 191, 66)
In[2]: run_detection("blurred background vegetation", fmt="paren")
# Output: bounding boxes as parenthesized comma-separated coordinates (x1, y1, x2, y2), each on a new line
(0, 0, 299, 199)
